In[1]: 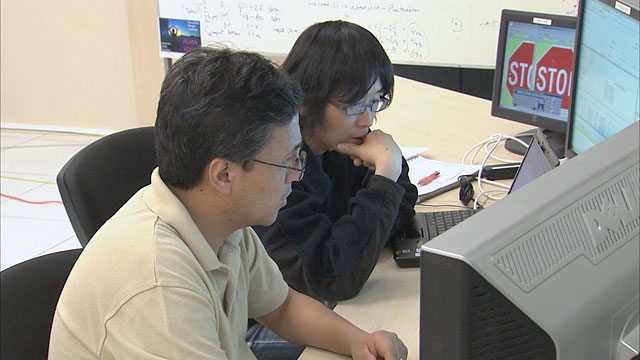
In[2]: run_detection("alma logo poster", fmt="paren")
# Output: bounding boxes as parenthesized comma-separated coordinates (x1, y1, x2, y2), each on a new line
(159, 18, 202, 58)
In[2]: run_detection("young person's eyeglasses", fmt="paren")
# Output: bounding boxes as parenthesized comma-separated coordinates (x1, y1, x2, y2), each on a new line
(251, 149, 307, 181)
(331, 97, 390, 116)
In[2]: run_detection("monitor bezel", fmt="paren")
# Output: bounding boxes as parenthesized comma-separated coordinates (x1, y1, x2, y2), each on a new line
(564, 0, 640, 158)
(491, 9, 578, 134)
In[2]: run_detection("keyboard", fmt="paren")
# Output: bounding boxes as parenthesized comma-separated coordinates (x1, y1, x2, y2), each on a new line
(392, 209, 481, 268)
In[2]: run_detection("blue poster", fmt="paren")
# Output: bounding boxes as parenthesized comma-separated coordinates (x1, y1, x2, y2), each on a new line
(159, 18, 201, 57)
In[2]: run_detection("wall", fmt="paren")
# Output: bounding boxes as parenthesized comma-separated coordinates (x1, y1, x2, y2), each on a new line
(0, 0, 497, 133)
(393, 65, 495, 100)
(157, 0, 578, 67)
(1, 0, 165, 133)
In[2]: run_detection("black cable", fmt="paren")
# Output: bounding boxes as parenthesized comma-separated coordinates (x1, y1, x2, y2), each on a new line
(458, 174, 476, 206)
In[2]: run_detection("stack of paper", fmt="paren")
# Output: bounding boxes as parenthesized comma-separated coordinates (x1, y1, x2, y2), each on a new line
(407, 157, 481, 196)
(401, 147, 480, 196)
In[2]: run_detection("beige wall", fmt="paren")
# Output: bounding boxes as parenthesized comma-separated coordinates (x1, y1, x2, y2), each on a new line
(1, 0, 165, 132)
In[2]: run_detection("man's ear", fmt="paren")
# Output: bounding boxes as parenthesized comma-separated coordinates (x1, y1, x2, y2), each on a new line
(206, 159, 233, 195)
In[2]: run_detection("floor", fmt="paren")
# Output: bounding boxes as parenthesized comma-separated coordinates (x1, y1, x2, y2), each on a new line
(0, 128, 104, 271)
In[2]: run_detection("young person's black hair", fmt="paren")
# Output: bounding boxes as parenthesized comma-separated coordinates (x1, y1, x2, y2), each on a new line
(155, 46, 302, 189)
(281, 20, 394, 137)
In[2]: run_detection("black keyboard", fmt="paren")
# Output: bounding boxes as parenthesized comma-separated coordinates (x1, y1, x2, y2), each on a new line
(392, 209, 481, 268)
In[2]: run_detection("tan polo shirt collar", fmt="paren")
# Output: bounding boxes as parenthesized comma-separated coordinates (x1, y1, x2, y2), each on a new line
(143, 168, 243, 272)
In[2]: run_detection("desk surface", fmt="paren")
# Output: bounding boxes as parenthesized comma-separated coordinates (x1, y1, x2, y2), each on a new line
(299, 76, 533, 359)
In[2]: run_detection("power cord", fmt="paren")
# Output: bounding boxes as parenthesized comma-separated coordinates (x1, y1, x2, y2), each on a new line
(462, 133, 528, 209)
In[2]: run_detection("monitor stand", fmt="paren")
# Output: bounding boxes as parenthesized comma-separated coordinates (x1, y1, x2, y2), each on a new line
(504, 128, 566, 159)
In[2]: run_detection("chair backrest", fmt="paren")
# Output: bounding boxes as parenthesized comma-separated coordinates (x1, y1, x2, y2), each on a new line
(0, 249, 82, 359)
(57, 126, 157, 246)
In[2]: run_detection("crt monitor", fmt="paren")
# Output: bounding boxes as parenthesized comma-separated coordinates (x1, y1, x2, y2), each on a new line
(564, 0, 640, 158)
(420, 120, 639, 359)
(491, 10, 577, 158)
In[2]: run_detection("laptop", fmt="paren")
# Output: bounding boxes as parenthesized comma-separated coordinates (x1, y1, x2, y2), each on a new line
(392, 129, 560, 267)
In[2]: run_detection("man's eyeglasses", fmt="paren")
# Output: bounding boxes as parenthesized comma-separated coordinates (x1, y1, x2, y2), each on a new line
(251, 149, 307, 181)
(331, 97, 390, 116)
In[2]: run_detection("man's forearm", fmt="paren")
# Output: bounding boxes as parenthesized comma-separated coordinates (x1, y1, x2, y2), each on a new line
(256, 288, 368, 356)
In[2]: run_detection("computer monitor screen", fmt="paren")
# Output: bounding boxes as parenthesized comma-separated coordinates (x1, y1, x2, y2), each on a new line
(491, 10, 577, 158)
(565, 0, 640, 158)
(420, 121, 639, 359)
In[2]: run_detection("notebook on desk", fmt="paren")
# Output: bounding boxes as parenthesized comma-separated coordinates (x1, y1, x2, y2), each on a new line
(393, 129, 560, 268)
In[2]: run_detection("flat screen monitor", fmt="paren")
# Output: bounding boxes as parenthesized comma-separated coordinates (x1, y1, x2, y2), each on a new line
(491, 10, 577, 158)
(564, 0, 640, 158)
(420, 120, 639, 359)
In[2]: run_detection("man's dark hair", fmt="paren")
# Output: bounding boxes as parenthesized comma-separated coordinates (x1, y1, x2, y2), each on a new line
(281, 20, 394, 137)
(155, 46, 302, 189)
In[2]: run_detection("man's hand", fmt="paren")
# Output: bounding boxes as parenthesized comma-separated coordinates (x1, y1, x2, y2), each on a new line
(257, 289, 408, 359)
(336, 130, 402, 181)
(351, 330, 408, 360)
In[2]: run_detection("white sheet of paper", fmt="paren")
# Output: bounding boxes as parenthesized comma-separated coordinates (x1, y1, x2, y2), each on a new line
(407, 157, 481, 195)
(401, 146, 430, 160)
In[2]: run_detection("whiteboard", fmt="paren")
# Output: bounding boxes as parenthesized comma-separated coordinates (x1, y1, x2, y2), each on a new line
(157, 0, 578, 68)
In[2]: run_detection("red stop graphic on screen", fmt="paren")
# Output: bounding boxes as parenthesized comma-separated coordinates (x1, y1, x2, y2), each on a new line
(506, 42, 535, 98)
(507, 44, 574, 110)
(534, 47, 574, 109)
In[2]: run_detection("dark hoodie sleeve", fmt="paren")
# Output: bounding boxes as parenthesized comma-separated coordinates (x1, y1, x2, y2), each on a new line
(254, 152, 417, 302)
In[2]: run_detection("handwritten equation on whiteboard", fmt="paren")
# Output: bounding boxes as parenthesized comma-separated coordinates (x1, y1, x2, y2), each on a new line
(157, 0, 578, 67)
(163, 1, 430, 62)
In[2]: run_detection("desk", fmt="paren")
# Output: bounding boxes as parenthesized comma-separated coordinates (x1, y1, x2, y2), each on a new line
(299, 76, 534, 359)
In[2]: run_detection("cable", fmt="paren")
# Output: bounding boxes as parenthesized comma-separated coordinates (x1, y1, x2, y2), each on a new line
(415, 203, 475, 210)
(1, 126, 107, 137)
(0, 144, 91, 150)
(475, 134, 506, 206)
(480, 178, 511, 189)
(458, 175, 476, 206)
(482, 137, 526, 163)
(473, 189, 506, 210)
(462, 133, 528, 165)
(0, 175, 56, 185)
(462, 133, 528, 209)
(1, 193, 63, 205)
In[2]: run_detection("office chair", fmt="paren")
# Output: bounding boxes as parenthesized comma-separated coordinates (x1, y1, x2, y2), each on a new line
(57, 126, 157, 246)
(0, 248, 82, 359)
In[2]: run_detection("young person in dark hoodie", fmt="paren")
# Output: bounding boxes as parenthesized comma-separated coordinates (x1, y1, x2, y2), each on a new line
(246, 21, 418, 359)
(255, 19, 418, 304)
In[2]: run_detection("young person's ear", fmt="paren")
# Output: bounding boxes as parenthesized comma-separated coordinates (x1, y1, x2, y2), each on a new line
(206, 159, 232, 195)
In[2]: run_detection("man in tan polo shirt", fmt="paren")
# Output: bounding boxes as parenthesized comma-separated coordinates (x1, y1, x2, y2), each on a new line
(48, 47, 408, 360)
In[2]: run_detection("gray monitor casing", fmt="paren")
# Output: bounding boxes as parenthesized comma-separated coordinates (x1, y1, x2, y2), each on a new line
(420, 121, 639, 359)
